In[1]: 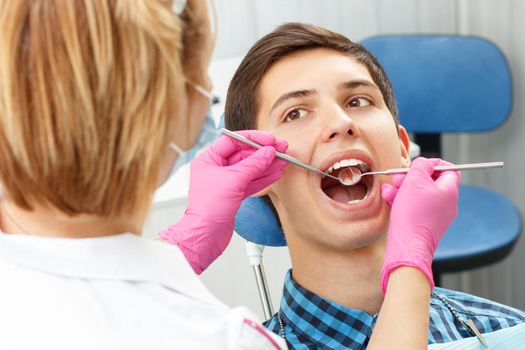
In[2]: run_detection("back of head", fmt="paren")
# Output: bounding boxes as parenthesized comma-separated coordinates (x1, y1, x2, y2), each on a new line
(0, 0, 185, 220)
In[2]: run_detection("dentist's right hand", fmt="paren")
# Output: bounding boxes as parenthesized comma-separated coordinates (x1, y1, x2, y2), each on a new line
(380, 157, 461, 294)
(160, 130, 288, 274)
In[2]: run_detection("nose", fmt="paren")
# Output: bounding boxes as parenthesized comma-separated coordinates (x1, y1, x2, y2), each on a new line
(321, 104, 359, 142)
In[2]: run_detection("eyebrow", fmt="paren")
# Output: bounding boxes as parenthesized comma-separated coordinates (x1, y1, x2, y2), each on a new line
(339, 79, 380, 91)
(269, 80, 381, 113)
(270, 89, 317, 113)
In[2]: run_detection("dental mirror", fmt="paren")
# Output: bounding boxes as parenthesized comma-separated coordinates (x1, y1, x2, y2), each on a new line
(337, 161, 504, 186)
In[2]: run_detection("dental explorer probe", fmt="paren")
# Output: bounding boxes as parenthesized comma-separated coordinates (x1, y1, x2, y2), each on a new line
(359, 161, 504, 177)
(220, 128, 340, 181)
(339, 161, 504, 186)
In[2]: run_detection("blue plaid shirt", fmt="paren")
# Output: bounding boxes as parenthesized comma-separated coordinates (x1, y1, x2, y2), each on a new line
(265, 270, 525, 349)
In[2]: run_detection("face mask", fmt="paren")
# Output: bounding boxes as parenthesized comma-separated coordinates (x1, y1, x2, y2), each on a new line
(166, 81, 218, 179)
(168, 111, 218, 177)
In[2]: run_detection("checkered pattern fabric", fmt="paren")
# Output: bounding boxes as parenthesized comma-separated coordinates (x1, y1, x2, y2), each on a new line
(265, 270, 525, 349)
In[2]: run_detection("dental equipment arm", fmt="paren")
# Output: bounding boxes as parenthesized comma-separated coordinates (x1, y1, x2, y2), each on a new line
(246, 242, 274, 320)
(160, 130, 288, 274)
(380, 157, 461, 293)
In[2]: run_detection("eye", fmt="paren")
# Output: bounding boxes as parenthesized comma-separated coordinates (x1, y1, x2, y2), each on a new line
(347, 97, 372, 108)
(284, 108, 308, 122)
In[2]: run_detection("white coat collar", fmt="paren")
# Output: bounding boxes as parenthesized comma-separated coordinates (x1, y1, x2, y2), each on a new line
(0, 232, 220, 305)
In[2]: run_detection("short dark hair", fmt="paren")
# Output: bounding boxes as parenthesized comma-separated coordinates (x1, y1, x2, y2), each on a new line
(225, 22, 398, 131)
(224, 22, 399, 227)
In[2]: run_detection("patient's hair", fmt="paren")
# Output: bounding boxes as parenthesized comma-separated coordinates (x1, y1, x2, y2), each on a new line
(224, 22, 398, 226)
(225, 22, 398, 131)
(0, 0, 185, 219)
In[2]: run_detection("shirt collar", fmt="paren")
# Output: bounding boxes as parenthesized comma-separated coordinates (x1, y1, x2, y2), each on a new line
(280, 269, 376, 349)
(0, 232, 219, 305)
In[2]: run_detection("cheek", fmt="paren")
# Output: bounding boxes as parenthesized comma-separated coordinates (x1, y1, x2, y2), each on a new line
(365, 118, 404, 165)
(267, 126, 317, 164)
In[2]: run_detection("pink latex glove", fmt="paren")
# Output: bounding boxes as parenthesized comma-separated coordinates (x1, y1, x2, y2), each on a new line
(380, 157, 461, 294)
(160, 130, 288, 274)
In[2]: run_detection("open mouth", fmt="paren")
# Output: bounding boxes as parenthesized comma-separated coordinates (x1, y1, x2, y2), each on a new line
(321, 159, 373, 205)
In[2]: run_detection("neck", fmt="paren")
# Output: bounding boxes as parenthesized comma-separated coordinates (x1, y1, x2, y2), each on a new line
(0, 199, 140, 238)
(289, 237, 385, 315)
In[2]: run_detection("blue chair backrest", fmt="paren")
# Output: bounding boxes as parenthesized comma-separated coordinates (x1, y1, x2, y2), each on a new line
(361, 35, 512, 133)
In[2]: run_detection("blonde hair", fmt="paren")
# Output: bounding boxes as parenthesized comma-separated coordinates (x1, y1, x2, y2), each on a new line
(0, 0, 187, 219)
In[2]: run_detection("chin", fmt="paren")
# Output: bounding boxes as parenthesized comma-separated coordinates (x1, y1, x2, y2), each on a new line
(331, 215, 388, 251)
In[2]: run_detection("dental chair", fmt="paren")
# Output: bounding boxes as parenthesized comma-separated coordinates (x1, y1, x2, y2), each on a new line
(227, 35, 521, 318)
(360, 35, 521, 286)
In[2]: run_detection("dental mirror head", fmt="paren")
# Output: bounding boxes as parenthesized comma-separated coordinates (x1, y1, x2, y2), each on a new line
(338, 166, 363, 186)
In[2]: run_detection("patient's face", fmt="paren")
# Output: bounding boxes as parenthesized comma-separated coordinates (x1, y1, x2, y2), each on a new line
(256, 48, 410, 251)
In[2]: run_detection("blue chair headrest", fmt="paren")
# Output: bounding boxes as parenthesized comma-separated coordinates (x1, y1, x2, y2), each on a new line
(235, 197, 287, 246)
(218, 114, 287, 246)
(361, 35, 512, 133)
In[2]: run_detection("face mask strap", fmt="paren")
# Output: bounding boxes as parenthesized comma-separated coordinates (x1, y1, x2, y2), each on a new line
(170, 81, 213, 155)
(186, 80, 214, 101)
(170, 142, 187, 156)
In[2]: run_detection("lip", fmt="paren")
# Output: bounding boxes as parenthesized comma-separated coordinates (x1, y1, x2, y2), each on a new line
(313, 149, 380, 213)
(318, 150, 375, 174)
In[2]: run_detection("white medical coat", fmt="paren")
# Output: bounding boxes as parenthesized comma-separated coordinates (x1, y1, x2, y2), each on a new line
(0, 232, 286, 350)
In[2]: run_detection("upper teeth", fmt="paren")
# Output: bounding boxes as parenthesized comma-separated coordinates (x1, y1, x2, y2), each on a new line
(326, 159, 370, 174)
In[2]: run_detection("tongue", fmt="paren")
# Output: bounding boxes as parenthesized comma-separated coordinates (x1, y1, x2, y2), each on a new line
(324, 183, 367, 203)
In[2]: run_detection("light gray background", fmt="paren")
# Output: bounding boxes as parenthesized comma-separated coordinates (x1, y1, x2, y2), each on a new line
(145, 0, 525, 320)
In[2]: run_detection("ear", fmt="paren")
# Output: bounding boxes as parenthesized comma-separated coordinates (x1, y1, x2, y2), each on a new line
(398, 125, 411, 167)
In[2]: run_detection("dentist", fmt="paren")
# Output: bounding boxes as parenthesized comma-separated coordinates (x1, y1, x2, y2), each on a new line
(0, 1, 458, 350)
(0, 0, 286, 349)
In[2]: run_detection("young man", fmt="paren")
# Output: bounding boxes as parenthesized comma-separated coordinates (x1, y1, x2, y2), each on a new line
(221, 23, 525, 348)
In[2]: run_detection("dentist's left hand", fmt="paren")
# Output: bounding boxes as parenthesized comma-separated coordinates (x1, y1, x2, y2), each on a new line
(160, 130, 288, 274)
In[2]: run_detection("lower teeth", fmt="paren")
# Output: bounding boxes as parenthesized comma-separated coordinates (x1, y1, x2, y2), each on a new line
(347, 192, 369, 204)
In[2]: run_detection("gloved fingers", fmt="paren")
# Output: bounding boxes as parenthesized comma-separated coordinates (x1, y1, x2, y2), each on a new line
(406, 157, 438, 179)
(225, 149, 289, 170)
(211, 130, 279, 160)
(435, 158, 454, 167)
(434, 170, 461, 193)
(392, 173, 407, 188)
(245, 170, 284, 197)
(213, 130, 288, 165)
(235, 130, 278, 145)
(232, 130, 288, 152)
(209, 135, 244, 159)
(274, 138, 289, 153)
(240, 158, 287, 197)
(430, 159, 456, 180)
(422, 158, 460, 183)
(261, 157, 288, 174)
(225, 149, 256, 165)
(232, 146, 278, 181)
(381, 183, 398, 206)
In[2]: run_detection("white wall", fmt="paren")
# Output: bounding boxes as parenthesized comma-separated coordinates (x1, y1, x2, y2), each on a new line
(145, 0, 525, 320)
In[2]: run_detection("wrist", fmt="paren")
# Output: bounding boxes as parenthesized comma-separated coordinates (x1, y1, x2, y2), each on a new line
(159, 211, 235, 274)
(381, 260, 434, 295)
(183, 205, 238, 226)
(386, 266, 432, 295)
